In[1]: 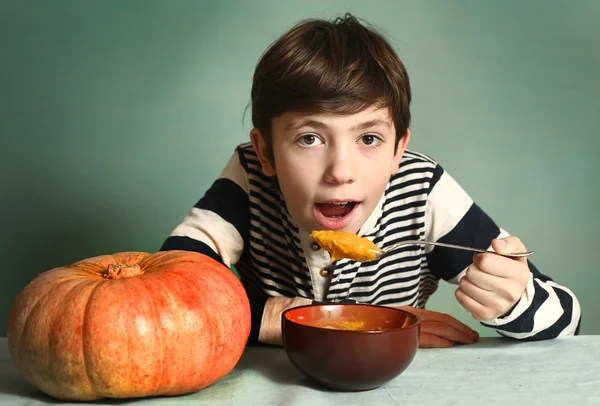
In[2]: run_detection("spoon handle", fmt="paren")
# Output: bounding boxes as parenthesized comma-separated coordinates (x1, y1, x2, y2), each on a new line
(381, 240, 534, 258)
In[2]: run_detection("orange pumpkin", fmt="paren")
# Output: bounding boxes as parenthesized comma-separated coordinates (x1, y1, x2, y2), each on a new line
(6, 250, 251, 401)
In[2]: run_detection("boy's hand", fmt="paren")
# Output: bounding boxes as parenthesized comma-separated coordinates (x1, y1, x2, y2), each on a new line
(455, 236, 531, 321)
(397, 306, 479, 348)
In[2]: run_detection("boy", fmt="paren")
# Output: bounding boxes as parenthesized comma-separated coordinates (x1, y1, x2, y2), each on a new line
(160, 14, 581, 347)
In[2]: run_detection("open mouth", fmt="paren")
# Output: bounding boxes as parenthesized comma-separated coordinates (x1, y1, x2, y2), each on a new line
(314, 200, 359, 230)
(315, 201, 358, 219)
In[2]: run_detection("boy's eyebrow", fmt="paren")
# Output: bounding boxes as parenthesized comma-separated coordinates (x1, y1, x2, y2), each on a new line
(348, 119, 392, 132)
(285, 118, 392, 131)
(285, 119, 329, 131)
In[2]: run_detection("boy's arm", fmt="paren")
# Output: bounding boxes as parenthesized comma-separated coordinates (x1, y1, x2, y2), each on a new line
(161, 236, 310, 346)
(424, 164, 581, 339)
(159, 150, 309, 346)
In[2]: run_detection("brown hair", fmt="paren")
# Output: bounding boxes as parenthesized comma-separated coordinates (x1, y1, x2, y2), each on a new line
(250, 13, 411, 162)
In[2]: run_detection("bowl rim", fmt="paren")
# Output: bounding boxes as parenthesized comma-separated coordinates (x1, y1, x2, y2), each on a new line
(281, 302, 421, 333)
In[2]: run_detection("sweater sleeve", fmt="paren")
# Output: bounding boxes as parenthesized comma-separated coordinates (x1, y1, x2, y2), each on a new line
(423, 163, 581, 339)
(159, 149, 312, 346)
(161, 150, 249, 268)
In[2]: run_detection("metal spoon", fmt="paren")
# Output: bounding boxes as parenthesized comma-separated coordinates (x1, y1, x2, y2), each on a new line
(372, 240, 534, 260)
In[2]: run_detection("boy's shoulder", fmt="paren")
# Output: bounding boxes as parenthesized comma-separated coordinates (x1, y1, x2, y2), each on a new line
(390, 149, 443, 194)
(400, 149, 439, 166)
(236, 141, 256, 155)
(233, 141, 260, 172)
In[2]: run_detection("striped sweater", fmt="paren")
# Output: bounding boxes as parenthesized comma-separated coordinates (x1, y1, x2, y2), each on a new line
(161, 142, 581, 345)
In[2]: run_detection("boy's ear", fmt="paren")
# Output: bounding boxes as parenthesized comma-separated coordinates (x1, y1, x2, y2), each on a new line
(250, 128, 276, 176)
(391, 128, 411, 175)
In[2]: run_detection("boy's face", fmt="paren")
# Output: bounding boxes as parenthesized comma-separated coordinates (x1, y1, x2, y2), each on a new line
(251, 107, 410, 234)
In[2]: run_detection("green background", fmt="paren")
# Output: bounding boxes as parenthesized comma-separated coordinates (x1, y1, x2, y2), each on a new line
(2, 0, 598, 338)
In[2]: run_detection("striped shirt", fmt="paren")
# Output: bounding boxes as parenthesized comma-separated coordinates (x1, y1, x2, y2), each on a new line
(161, 142, 581, 344)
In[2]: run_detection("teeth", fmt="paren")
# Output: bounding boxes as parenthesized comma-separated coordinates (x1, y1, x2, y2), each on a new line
(332, 201, 350, 205)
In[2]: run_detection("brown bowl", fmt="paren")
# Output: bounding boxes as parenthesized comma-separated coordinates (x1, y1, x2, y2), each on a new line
(281, 303, 420, 392)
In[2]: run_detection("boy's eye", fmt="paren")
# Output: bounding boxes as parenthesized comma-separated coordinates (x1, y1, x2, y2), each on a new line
(298, 134, 322, 146)
(360, 134, 381, 146)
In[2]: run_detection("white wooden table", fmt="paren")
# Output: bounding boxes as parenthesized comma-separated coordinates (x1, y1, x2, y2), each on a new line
(1, 336, 599, 405)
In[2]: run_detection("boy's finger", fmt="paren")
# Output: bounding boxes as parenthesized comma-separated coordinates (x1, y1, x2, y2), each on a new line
(420, 320, 478, 345)
(419, 333, 454, 348)
(491, 236, 528, 263)
(431, 310, 480, 340)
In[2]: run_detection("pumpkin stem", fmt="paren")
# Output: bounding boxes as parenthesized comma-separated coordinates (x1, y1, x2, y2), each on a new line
(104, 263, 144, 279)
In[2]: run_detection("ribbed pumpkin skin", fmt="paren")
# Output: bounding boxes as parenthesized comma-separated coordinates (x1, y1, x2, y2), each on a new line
(7, 250, 251, 401)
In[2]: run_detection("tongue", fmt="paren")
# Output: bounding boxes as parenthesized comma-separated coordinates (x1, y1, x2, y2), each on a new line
(317, 203, 353, 218)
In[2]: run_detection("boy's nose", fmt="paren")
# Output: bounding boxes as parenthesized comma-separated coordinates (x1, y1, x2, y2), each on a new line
(324, 148, 355, 185)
